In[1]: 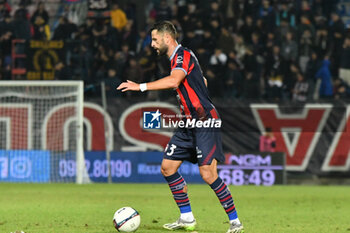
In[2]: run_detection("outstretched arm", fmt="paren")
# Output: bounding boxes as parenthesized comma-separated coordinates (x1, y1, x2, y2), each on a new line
(117, 70, 186, 92)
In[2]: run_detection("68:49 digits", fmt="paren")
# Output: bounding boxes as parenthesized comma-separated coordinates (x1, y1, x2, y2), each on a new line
(219, 169, 275, 186)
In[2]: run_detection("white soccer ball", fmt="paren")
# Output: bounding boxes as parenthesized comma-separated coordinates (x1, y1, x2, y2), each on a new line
(113, 207, 141, 232)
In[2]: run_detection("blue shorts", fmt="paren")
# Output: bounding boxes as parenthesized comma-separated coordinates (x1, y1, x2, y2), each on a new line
(163, 126, 225, 166)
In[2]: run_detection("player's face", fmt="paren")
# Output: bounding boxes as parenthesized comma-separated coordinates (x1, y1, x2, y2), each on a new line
(151, 30, 168, 56)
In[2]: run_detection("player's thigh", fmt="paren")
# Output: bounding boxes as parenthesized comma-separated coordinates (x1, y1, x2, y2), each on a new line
(161, 159, 183, 177)
(196, 127, 225, 166)
(163, 142, 197, 165)
(163, 128, 197, 165)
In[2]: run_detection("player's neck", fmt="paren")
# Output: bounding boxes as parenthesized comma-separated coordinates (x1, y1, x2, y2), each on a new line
(167, 42, 179, 58)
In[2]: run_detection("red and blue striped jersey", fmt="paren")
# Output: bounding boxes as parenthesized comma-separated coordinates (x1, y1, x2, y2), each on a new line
(170, 44, 219, 120)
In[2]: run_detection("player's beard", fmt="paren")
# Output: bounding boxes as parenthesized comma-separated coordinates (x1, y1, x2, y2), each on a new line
(157, 44, 168, 56)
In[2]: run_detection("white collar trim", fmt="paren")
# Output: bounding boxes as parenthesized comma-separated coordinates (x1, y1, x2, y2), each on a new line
(169, 44, 182, 61)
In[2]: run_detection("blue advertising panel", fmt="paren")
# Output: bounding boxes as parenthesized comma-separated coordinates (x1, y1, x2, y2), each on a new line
(0, 151, 285, 184)
(51, 151, 76, 182)
(0, 150, 50, 182)
(54, 151, 203, 183)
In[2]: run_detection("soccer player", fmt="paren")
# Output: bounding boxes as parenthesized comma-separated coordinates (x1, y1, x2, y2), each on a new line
(117, 21, 244, 233)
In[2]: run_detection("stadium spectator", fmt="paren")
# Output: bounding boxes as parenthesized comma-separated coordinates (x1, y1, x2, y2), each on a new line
(123, 56, 143, 84)
(106, 51, 126, 80)
(242, 45, 260, 99)
(91, 18, 108, 48)
(305, 51, 320, 99)
(124, 2, 137, 27)
(299, 0, 313, 22)
(206, 1, 224, 28)
(233, 34, 246, 60)
(181, 30, 199, 51)
(175, 2, 197, 33)
(135, 30, 151, 54)
(276, 18, 294, 42)
(255, 18, 266, 40)
(339, 37, 350, 86)
(224, 60, 243, 98)
(31, 2, 49, 26)
(110, 3, 128, 32)
(52, 17, 77, 40)
(11, 1, 30, 40)
(154, 0, 172, 21)
(102, 67, 122, 97)
(0, 11, 12, 79)
(138, 46, 156, 83)
(195, 47, 211, 73)
(93, 44, 110, 80)
(315, 57, 333, 99)
(283, 63, 300, 99)
(264, 32, 280, 55)
(220, 0, 238, 30)
(281, 31, 298, 63)
(292, 73, 309, 102)
(54, 61, 72, 80)
(31, 2, 50, 40)
(243, 0, 260, 20)
(208, 48, 227, 97)
(209, 48, 227, 70)
(314, 17, 329, 58)
(298, 29, 313, 73)
(208, 18, 221, 40)
(13, 1, 29, 21)
(259, 0, 275, 31)
(275, 2, 296, 27)
(174, 0, 189, 22)
(121, 21, 137, 52)
(329, 12, 345, 76)
(73, 43, 92, 83)
(239, 15, 255, 44)
(251, 32, 264, 63)
(170, 19, 183, 42)
(0, 0, 10, 22)
(265, 45, 284, 100)
(333, 78, 350, 99)
(217, 27, 234, 54)
(200, 29, 216, 53)
(227, 50, 244, 70)
(297, 14, 315, 41)
(259, 127, 276, 152)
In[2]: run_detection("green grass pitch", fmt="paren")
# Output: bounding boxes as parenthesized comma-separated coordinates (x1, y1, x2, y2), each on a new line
(0, 183, 349, 233)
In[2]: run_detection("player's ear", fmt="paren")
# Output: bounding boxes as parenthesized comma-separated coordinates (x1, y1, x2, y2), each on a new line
(164, 33, 171, 44)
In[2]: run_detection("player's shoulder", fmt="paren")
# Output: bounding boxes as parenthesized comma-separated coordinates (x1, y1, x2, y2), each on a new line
(179, 46, 193, 54)
(175, 46, 194, 59)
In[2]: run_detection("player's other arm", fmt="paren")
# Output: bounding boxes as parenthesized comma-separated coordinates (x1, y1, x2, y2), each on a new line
(117, 69, 186, 92)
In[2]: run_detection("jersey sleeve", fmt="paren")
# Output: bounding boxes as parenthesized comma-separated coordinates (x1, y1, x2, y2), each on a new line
(171, 49, 192, 75)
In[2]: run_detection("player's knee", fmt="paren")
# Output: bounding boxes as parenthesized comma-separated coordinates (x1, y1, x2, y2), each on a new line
(201, 171, 215, 184)
(183, 185, 188, 193)
(200, 169, 217, 184)
(161, 164, 174, 177)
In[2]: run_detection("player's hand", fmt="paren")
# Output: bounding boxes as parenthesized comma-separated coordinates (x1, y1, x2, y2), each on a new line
(117, 80, 140, 92)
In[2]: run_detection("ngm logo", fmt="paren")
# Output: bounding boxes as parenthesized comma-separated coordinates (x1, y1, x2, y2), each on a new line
(143, 110, 162, 129)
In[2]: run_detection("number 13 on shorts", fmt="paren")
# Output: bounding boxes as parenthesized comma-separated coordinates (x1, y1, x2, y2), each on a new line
(166, 144, 177, 156)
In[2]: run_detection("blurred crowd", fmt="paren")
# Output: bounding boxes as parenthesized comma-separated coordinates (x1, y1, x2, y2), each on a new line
(1, 0, 350, 101)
